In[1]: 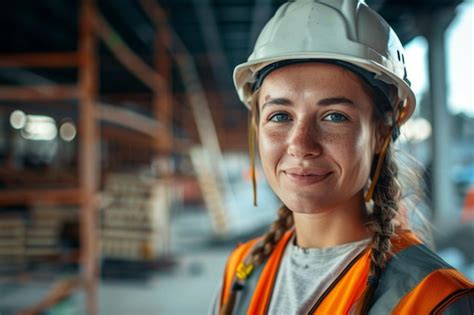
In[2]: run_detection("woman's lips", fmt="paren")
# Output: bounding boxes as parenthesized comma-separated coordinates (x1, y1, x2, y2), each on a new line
(283, 169, 332, 185)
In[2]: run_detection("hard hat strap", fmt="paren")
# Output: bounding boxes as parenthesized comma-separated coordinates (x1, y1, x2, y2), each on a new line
(365, 100, 408, 202)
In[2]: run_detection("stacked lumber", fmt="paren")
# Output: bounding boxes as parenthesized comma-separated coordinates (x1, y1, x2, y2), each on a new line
(0, 214, 26, 273)
(101, 174, 171, 261)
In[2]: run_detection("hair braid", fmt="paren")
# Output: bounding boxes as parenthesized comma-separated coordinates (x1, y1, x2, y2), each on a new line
(220, 205, 293, 315)
(356, 147, 401, 314)
(250, 205, 294, 265)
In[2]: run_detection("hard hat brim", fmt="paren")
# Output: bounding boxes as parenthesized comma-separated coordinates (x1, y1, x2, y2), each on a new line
(234, 53, 416, 125)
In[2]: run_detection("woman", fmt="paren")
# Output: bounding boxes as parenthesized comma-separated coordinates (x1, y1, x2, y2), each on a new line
(212, 1, 473, 314)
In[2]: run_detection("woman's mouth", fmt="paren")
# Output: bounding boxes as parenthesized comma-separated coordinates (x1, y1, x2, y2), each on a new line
(283, 168, 332, 185)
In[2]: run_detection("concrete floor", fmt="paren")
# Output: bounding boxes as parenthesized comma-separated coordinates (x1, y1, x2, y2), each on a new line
(0, 208, 246, 315)
(98, 248, 230, 315)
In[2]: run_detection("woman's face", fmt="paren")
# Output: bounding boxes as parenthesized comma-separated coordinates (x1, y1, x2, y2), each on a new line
(257, 63, 384, 214)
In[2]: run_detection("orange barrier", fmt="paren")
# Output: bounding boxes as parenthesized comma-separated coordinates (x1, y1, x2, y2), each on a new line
(461, 186, 474, 223)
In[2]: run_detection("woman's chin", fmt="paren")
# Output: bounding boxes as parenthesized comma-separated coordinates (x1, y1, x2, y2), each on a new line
(281, 197, 337, 215)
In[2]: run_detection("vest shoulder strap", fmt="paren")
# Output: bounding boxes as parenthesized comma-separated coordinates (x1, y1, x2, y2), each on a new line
(371, 241, 474, 314)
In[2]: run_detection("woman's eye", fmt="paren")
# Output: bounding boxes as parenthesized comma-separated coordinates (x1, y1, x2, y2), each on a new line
(269, 113, 290, 122)
(323, 113, 348, 122)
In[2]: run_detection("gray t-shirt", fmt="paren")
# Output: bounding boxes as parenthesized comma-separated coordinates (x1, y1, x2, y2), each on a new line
(268, 236, 371, 315)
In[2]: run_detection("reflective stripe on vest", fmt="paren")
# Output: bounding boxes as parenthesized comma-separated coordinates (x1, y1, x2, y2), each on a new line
(220, 230, 474, 314)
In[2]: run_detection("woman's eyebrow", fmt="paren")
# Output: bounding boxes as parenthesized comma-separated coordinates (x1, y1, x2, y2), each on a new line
(318, 97, 355, 106)
(261, 97, 292, 110)
(261, 96, 355, 110)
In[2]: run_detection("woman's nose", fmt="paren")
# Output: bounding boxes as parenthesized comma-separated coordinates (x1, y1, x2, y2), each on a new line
(286, 119, 322, 159)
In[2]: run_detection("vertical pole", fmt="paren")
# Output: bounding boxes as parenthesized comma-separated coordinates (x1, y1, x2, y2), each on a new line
(153, 16, 173, 253)
(79, 0, 99, 314)
(426, 9, 456, 225)
(153, 20, 172, 154)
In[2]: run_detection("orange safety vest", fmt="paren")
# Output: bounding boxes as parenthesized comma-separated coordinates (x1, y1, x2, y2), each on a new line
(220, 230, 474, 314)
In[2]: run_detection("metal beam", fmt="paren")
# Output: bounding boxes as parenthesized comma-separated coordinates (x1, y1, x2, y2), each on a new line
(424, 9, 457, 225)
(248, 0, 273, 51)
(193, 0, 234, 103)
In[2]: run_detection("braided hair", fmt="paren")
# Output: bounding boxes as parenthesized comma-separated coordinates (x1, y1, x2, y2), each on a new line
(355, 146, 401, 314)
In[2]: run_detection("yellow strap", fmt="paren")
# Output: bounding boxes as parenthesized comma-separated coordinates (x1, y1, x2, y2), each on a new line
(248, 111, 257, 206)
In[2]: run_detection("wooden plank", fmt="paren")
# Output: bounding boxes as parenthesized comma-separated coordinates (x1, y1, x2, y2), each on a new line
(97, 102, 164, 138)
(0, 188, 81, 206)
(0, 52, 80, 68)
(0, 85, 79, 101)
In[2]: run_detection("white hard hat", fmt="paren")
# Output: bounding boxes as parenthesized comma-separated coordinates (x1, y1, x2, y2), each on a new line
(233, 0, 416, 125)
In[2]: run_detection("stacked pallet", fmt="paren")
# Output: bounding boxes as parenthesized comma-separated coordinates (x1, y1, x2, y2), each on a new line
(26, 206, 78, 262)
(0, 214, 26, 273)
(101, 174, 171, 261)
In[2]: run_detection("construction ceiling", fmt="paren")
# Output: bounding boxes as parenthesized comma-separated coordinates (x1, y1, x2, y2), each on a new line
(0, 0, 464, 136)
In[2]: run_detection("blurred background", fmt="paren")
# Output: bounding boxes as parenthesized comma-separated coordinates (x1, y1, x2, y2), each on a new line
(0, 0, 472, 314)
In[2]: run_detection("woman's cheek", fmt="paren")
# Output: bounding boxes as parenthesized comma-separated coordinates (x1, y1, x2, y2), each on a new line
(260, 127, 287, 146)
(258, 129, 286, 164)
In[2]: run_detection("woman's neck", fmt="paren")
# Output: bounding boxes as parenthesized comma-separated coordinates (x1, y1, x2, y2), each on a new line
(292, 202, 372, 249)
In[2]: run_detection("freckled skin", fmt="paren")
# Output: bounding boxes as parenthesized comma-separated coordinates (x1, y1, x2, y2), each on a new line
(257, 63, 384, 215)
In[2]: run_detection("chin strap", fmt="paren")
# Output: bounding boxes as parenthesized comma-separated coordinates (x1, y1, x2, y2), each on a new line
(365, 100, 409, 202)
(248, 109, 258, 206)
(365, 131, 391, 202)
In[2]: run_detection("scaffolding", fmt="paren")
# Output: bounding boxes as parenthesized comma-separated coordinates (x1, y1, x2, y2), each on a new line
(0, 0, 230, 313)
